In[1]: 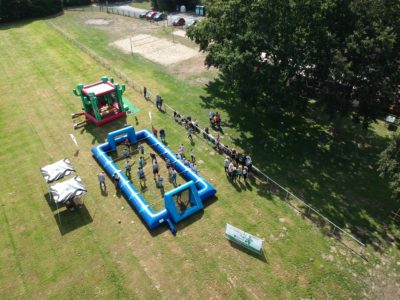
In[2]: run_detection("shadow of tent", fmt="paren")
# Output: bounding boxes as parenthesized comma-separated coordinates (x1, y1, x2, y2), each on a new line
(44, 193, 93, 235)
(228, 240, 268, 263)
(54, 205, 93, 236)
(44, 192, 58, 212)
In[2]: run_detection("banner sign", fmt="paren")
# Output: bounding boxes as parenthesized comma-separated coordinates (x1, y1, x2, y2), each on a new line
(225, 224, 264, 255)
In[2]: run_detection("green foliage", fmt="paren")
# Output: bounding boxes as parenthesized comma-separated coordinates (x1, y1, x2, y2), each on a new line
(0, 0, 62, 22)
(378, 133, 400, 201)
(64, 0, 91, 6)
(187, 0, 400, 126)
(151, 0, 198, 11)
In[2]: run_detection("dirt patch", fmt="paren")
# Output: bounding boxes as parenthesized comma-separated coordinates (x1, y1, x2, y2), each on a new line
(111, 34, 199, 66)
(85, 19, 112, 26)
(172, 29, 187, 38)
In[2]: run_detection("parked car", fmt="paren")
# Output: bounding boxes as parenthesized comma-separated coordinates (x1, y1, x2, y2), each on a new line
(183, 19, 198, 29)
(153, 12, 166, 21)
(173, 17, 185, 26)
(140, 10, 151, 19)
(145, 11, 157, 20)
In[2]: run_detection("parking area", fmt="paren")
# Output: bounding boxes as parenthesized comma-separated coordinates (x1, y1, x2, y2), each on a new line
(97, 3, 204, 27)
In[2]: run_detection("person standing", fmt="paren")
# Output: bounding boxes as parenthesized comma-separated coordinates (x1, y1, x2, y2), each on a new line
(150, 153, 157, 164)
(228, 162, 235, 180)
(123, 148, 130, 159)
(192, 163, 198, 174)
(170, 169, 177, 186)
(138, 156, 144, 169)
(231, 166, 237, 182)
(243, 166, 248, 181)
(112, 172, 120, 190)
(214, 133, 220, 149)
(124, 138, 131, 152)
(156, 95, 160, 109)
(152, 161, 159, 179)
(160, 128, 166, 143)
(143, 86, 147, 99)
(237, 166, 243, 182)
(188, 127, 193, 142)
(152, 128, 158, 138)
(245, 155, 253, 173)
(138, 143, 144, 155)
(209, 111, 214, 124)
(124, 160, 131, 177)
(157, 174, 164, 189)
(190, 148, 195, 163)
(98, 172, 106, 191)
(138, 167, 146, 187)
(224, 156, 230, 173)
(165, 158, 172, 170)
(178, 144, 184, 156)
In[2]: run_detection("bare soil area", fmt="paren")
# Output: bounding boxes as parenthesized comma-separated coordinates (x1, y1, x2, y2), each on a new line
(111, 34, 200, 66)
(85, 18, 113, 26)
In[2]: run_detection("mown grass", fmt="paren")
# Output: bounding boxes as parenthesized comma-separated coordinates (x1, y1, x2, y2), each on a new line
(50, 11, 400, 249)
(0, 12, 398, 299)
(129, 0, 152, 10)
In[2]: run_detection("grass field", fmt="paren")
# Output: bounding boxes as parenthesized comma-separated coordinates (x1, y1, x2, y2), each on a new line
(0, 10, 399, 299)
(130, 1, 152, 10)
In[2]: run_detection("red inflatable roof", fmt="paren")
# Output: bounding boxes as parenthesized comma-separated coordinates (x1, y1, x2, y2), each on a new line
(82, 81, 115, 97)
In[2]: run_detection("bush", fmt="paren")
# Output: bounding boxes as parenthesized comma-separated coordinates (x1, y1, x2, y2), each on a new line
(0, 0, 62, 23)
(64, 0, 91, 6)
(151, 0, 199, 12)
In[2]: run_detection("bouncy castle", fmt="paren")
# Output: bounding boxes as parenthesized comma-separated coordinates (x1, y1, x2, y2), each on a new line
(72, 76, 127, 127)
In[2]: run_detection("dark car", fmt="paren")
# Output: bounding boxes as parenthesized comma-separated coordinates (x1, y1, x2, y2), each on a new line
(153, 12, 166, 21)
(145, 11, 157, 20)
(173, 17, 185, 26)
(140, 10, 151, 19)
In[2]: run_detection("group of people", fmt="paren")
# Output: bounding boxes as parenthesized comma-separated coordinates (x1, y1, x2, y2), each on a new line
(223, 153, 253, 183)
(152, 127, 166, 143)
(209, 111, 221, 128)
(96, 99, 256, 195)
(176, 145, 198, 174)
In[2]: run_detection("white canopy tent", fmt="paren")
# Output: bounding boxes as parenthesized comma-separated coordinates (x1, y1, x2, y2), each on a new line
(40, 159, 75, 183)
(41, 159, 87, 225)
(49, 176, 87, 205)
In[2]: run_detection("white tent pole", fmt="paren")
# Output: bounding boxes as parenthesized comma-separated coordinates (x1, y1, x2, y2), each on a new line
(48, 184, 61, 226)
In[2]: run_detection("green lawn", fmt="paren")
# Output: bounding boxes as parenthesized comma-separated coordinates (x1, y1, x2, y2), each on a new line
(0, 12, 399, 299)
(129, 0, 152, 10)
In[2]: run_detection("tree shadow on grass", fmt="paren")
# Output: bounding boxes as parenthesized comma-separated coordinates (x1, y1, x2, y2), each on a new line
(0, 14, 60, 31)
(200, 76, 400, 251)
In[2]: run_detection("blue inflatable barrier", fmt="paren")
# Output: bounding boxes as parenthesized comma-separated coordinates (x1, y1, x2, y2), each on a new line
(92, 126, 216, 234)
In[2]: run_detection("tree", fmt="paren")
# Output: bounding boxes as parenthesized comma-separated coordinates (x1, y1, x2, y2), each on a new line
(187, 0, 400, 127)
(0, 0, 62, 23)
(378, 133, 400, 201)
(151, 0, 199, 12)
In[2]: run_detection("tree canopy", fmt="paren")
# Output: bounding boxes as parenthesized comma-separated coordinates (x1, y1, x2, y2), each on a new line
(379, 133, 400, 201)
(187, 0, 400, 127)
(0, 0, 63, 23)
(151, 0, 199, 12)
